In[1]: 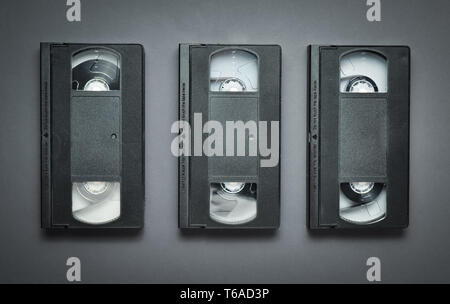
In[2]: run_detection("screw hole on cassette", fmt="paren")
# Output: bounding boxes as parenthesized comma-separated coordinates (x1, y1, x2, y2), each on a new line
(111, 133, 117, 140)
(72, 80, 80, 90)
(250, 183, 257, 194)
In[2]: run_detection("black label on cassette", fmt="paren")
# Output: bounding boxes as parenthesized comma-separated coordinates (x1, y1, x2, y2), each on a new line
(308, 45, 410, 229)
(178, 44, 281, 229)
(41, 43, 145, 229)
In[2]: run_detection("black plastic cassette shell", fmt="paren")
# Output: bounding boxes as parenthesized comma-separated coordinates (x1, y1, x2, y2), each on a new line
(308, 45, 410, 229)
(179, 44, 281, 229)
(41, 43, 145, 229)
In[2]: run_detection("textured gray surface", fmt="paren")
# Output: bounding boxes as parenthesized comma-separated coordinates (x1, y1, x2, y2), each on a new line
(339, 98, 386, 179)
(0, 0, 449, 283)
(71, 97, 120, 179)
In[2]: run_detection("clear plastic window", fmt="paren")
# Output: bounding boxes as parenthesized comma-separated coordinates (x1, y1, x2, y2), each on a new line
(210, 49, 258, 92)
(72, 48, 121, 91)
(339, 182, 386, 225)
(340, 51, 387, 93)
(72, 182, 120, 224)
(71, 48, 121, 224)
(209, 182, 257, 225)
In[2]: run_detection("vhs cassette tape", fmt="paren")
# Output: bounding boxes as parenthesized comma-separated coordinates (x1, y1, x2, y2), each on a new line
(308, 45, 410, 229)
(178, 44, 281, 229)
(41, 43, 145, 229)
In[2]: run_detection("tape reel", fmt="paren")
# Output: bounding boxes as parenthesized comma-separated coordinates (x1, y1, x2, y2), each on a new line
(210, 183, 257, 225)
(339, 182, 386, 224)
(340, 51, 387, 93)
(210, 49, 258, 92)
(72, 48, 120, 91)
(72, 182, 120, 224)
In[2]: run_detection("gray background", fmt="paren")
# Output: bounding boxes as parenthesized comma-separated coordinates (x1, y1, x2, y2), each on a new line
(0, 0, 449, 283)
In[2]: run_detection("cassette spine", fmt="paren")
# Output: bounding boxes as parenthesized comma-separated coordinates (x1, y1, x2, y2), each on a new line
(178, 44, 190, 228)
(40, 43, 51, 228)
(308, 46, 321, 229)
(140, 46, 146, 225)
